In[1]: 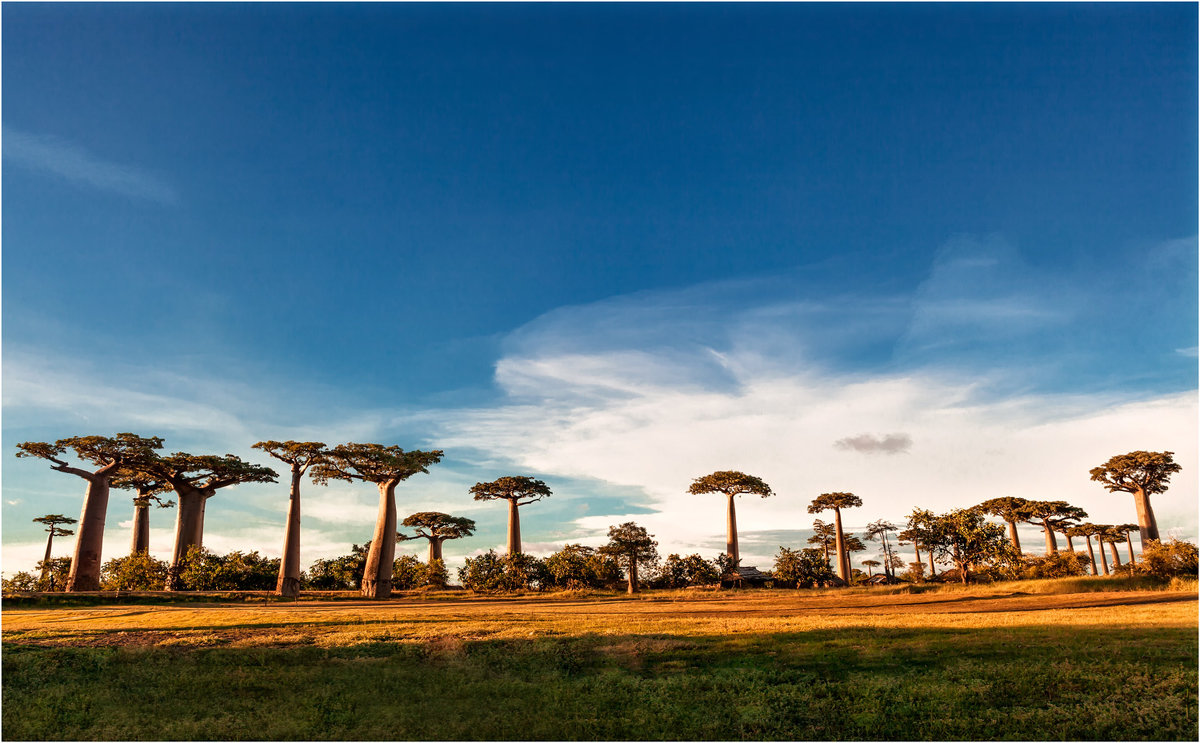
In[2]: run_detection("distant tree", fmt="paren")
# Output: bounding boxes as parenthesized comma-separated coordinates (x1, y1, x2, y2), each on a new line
(252, 441, 331, 598)
(915, 509, 1016, 584)
(653, 553, 721, 589)
(905, 509, 941, 578)
(37, 557, 73, 591)
(861, 558, 881, 578)
(1022, 501, 1087, 554)
(973, 497, 1034, 555)
(17, 435, 165, 591)
(864, 520, 900, 580)
(470, 476, 552, 555)
(897, 526, 929, 576)
(772, 547, 836, 588)
(687, 471, 774, 564)
(136, 452, 278, 590)
(843, 533, 867, 559)
(1065, 523, 1101, 575)
(100, 552, 170, 591)
(110, 472, 173, 556)
(600, 522, 659, 594)
(544, 544, 623, 589)
(807, 519, 837, 566)
(32, 514, 76, 585)
(1090, 451, 1181, 545)
(313, 443, 443, 599)
(398, 512, 476, 564)
(807, 492, 862, 583)
(1103, 524, 1140, 566)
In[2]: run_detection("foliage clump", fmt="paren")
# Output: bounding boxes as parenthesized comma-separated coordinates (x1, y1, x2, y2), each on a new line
(1117, 538, 1199, 579)
(459, 550, 549, 592)
(174, 547, 280, 591)
(101, 553, 171, 590)
(649, 553, 721, 589)
(543, 545, 623, 589)
(772, 547, 837, 588)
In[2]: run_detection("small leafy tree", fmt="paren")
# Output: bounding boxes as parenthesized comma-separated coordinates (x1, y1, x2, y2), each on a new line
(459, 550, 548, 592)
(915, 509, 1017, 584)
(1090, 450, 1181, 544)
(36, 557, 73, 591)
(543, 544, 622, 589)
(600, 522, 659, 594)
(861, 558, 881, 578)
(100, 553, 170, 590)
(652, 553, 721, 588)
(32, 514, 76, 585)
(688, 471, 774, 564)
(398, 512, 476, 564)
(469, 476, 552, 555)
(772, 547, 836, 588)
(175, 547, 281, 591)
(807, 519, 837, 566)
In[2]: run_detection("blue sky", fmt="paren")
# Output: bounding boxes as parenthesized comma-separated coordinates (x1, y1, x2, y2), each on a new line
(3, 3, 1196, 577)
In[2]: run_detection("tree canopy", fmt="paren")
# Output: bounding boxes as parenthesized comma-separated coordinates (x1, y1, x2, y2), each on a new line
(33, 514, 76, 537)
(1090, 451, 1181, 496)
(17, 434, 164, 478)
(313, 443, 442, 485)
(141, 452, 279, 491)
(600, 521, 659, 593)
(253, 440, 330, 474)
(399, 512, 477, 541)
(687, 471, 775, 498)
(469, 475, 553, 504)
(807, 492, 863, 513)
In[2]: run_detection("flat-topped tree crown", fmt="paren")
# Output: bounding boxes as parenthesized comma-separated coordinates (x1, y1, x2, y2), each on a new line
(253, 440, 330, 472)
(146, 452, 279, 491)
(1023, 500, 1087, 554)
(1090, 450, 1180, 544)
(33, 514, 76, 536)
(688, 471, 775, 499)
(400, 512, 477, 540)
(973, 497, 1034, 521)
(807, 492, 863, 512)
(469, 475, 552, 504)
(314, 443, 443, 485)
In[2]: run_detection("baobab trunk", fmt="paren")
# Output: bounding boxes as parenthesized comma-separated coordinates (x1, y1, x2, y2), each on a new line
(1125, 533, 1136, 565)
(428, 537, 445, 564)
(927, 548, 937, 577)
(41, 530, 55, 584)
(167, 486, 208, 590)
(1097, 539, 1110, 575)
(1132, 487, 1159, 545)
(1042, 524, 1058, 554)
(1007, 520, 1022, 555)
(1108, 541, 1122, 567)
(275, 470, 303, 598)
(1064, 533, 1075, 552)
(506, 498, 522, 555)
(1083, 536, 1098, 576)
(131, 502, 151, 554)
(832, 508, 847, 583)
(726, 494, 739, 564)
(361, 480, 398, 599)
(67, 472, 116, 591)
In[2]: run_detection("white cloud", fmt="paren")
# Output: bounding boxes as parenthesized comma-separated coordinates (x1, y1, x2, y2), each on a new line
(4, 128, 178, 204)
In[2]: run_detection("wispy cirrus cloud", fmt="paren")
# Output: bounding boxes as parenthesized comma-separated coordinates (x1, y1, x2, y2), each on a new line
(3, 127, 178, 204)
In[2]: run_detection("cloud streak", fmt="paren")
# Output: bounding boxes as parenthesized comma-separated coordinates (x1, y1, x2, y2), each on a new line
(4, 128, 177, 204)
(834, 433, 913, 455)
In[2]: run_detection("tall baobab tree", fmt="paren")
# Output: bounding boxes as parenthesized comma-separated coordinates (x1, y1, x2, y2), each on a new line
(399, 512, 476, 564)
(808, 519, 837, 567)
(688, 471, 775, 565)
(111, 471, 173, 555)
(252, 441, 331, 598)
(314, 443, 442, 599)
(1023, 501, 1087, 554)
(470, 476, 552, 555)
(973, 497, 1033, 555)
(1090, 451, 1181, 545)
(136, 452, 278, 589)
(865, 520, 900, 581)
(16, 434, 163, 591)
(32, 514, 76, 585)
(808, 492, 862, 583)
(599, 522, 658, 594)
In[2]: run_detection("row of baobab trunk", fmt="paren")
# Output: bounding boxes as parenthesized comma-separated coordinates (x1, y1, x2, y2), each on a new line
(15, 435, 1181, 597)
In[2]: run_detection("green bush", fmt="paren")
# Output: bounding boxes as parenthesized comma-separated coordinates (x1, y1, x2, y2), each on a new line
(772, 547, 836, 588)
(1016, 551, 1088, 580)
(1121, 538, 1199, 579)
(302, 544, 368, 590)
(459, 550, 548, 592)
(175, 547, 280, 591)
(100, 553, 170, 590)
(544, 544, 622, 589)
(648, 553, 721, 589)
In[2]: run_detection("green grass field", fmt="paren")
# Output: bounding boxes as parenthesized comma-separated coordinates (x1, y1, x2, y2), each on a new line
(3, 579, 1196, 740)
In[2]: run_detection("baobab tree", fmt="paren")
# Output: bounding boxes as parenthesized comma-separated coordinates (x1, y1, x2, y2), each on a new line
(16, 434, 163, 591)
(252, 440, 330, 598)
(1023, 501, 1087, 554)
(1090, 450, 1181, 545)
(688, 471, 774, 565)
(864, 520, 900, 580)
(111, 471, 173, 555)
(136, 452, 278, 590)
(897, 525, 928, 577)
(1065, 523, 1100, 575)
(314, 443, 443, 599)
(1105, 524, 1140, 566)
(973, 497, 1033, 554)
(32, 514, 76, 586)
(1098, 527, 1126, 568)
(398, 512, 476, 564)
(807, 492, 861, 583)
(861, 558, 881, 579)
(807, 519, 837, 567)
(599, 522, 658, 594)
(470, 476, 552, 555)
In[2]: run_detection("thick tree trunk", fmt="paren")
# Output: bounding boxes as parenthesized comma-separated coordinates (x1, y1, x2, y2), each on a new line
(1084, 536, 1098, 576)
(1132, 487, 1159, 545)
(1097, 539, 1110, 575)
(131, 503, 150, 554)
(361, 480, 399, 599)
(275, 469, 303, 598)
(726, 494, 739, 564)
(167, 484, 211, 590)
(1064, 533, 1075, 552)
(429, 537, 445, 564)
(1108, 541, 1122, 567)
(627, 556, 639, 594)
(833, 508, 847, 583)
(506, 498, 522, 555)
(1006, 520, 1022, 555)
(927, 548, 937, 577)
(1042, 524, 1058, 554)
(67, 470, 117, 592)
(1125, 533, 1136, 565)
